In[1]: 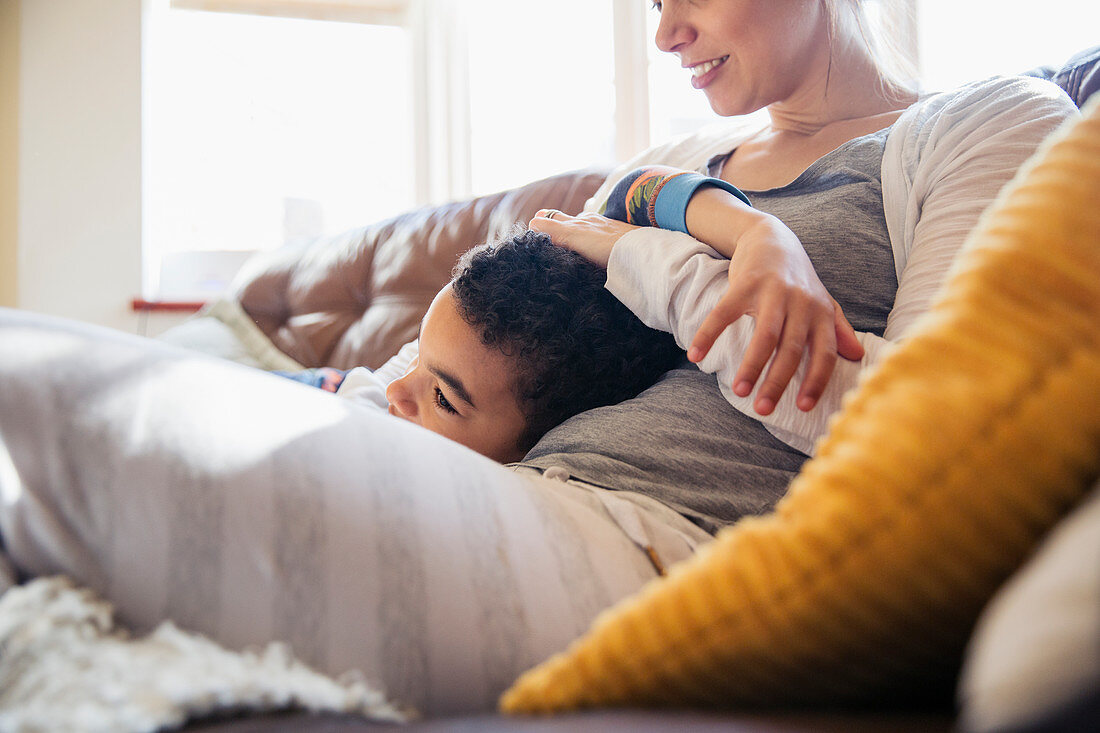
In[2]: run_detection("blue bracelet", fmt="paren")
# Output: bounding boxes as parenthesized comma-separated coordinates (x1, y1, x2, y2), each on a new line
(652, 173, 752, 235)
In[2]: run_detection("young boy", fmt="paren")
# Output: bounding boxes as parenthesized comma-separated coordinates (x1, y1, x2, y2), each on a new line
(276, 229, 683, 463)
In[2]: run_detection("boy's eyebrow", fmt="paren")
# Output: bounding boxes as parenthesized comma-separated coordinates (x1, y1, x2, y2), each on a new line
(428, 365, 476, 410)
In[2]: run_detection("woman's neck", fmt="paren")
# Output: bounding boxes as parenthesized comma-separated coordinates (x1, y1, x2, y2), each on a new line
(766, 24, 917, 136)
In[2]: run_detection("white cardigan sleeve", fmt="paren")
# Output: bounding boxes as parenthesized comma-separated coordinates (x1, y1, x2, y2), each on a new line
(881, 75, 1078, 340)
(605, 229, 891, 456)
(605, 75, 1077, 456)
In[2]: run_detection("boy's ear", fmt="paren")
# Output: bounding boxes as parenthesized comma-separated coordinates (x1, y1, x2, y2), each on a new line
(509, 406, 536, 461)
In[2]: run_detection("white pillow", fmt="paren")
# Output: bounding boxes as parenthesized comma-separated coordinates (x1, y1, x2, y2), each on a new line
(0, 307, 663, 715)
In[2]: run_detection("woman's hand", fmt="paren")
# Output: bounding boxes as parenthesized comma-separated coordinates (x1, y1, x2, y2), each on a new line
(689, 215, 865, 415)
(529, 210, 637, 268)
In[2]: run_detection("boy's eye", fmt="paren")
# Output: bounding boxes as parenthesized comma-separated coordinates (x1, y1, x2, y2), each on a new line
(434, 386, 458, 415)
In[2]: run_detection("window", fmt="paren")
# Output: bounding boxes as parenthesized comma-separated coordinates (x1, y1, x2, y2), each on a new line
(144, 0, 416, 299)
(463, 0, 617, 196)
(916, 0, 1100, 91)
(145, 0, 638, 300)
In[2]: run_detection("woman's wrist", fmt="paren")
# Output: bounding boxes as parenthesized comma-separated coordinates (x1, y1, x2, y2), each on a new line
(685, 189, 772, 258)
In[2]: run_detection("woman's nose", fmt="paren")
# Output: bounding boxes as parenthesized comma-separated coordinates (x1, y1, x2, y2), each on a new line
(385, 373, 418, 422)
(654, 4, 694, 56)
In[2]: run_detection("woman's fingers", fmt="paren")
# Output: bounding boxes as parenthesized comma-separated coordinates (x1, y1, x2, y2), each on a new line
(731, 290, 786, 402)
(530, 212, 636, 269)
(532, 208, 567, 223)
(689, 217, 859, 414)
(687, 291, 749, 364)
(530, 209, 571, 235)
(832, 299, 865, 361)
(795, 321, 840, 412)
(753, 295, 846, 414)
(529, 210, 592, 261)
(692, 282, 849, 414)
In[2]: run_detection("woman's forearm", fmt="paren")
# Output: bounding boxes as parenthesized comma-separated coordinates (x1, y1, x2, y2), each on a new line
(682, 187, 771, 259)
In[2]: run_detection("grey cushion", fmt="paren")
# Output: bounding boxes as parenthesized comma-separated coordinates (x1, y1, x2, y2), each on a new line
(1053, 44, 1100, 107)
(1024, 44, 1100, 107)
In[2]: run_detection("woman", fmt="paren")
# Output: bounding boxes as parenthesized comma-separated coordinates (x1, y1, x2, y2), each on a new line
(527, 0, 1076, 475)
(0, 0, 1077, 717)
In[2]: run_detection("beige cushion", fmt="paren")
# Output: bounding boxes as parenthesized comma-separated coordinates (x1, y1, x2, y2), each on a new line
(958, 480, 1100, 732)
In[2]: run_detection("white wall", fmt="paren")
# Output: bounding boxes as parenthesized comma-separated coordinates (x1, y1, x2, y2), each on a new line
(0, 0, 18, 308)
(17, 0, 188, 335)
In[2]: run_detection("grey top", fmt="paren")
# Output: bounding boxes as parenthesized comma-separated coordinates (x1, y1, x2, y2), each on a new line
(520, 127, 896, 533)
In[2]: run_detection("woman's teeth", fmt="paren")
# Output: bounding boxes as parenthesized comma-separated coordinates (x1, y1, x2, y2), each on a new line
(691, 56, 728, 77)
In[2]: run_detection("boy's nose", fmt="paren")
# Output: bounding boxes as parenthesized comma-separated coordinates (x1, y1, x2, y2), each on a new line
(385, 374, 418, 422)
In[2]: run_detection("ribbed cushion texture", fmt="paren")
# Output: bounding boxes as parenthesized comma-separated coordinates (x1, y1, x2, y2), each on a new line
(500, 97, 1100, 714)
(231, 169, 607, 369)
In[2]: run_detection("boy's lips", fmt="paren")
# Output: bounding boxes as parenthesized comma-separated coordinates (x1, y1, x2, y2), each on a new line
(689, 55, 729, 89)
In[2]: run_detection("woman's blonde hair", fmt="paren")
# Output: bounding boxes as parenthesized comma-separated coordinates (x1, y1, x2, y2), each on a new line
(824, 0, 920, 98)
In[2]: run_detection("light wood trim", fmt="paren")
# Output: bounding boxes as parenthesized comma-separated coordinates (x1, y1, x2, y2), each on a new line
(170, 0, 409, 26)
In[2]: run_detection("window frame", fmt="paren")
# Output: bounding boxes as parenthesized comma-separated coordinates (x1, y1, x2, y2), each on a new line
(169, 0, 410, 27)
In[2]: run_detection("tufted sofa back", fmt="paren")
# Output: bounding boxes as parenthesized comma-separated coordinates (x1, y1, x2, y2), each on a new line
(230, 168, 609, 370)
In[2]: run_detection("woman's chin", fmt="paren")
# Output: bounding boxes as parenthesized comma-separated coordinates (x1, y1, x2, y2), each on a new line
(704, 93, 756, 118)
(695, 81, 758, 117)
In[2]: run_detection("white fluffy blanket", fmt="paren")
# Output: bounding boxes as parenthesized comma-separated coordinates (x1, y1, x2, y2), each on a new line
(0, 577, 409, 732)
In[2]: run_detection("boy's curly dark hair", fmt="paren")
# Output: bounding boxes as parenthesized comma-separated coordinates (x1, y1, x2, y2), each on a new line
(451, 229, 683, 454)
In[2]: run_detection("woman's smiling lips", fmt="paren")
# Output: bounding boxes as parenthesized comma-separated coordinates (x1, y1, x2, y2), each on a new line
(689, 55, 729, 89)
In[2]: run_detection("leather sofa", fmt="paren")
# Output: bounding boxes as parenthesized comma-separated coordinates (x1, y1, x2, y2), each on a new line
(161, 48, 1100, 733)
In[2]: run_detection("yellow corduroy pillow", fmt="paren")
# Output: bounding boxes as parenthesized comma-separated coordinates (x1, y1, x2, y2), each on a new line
(501, 97, 1100, 713)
